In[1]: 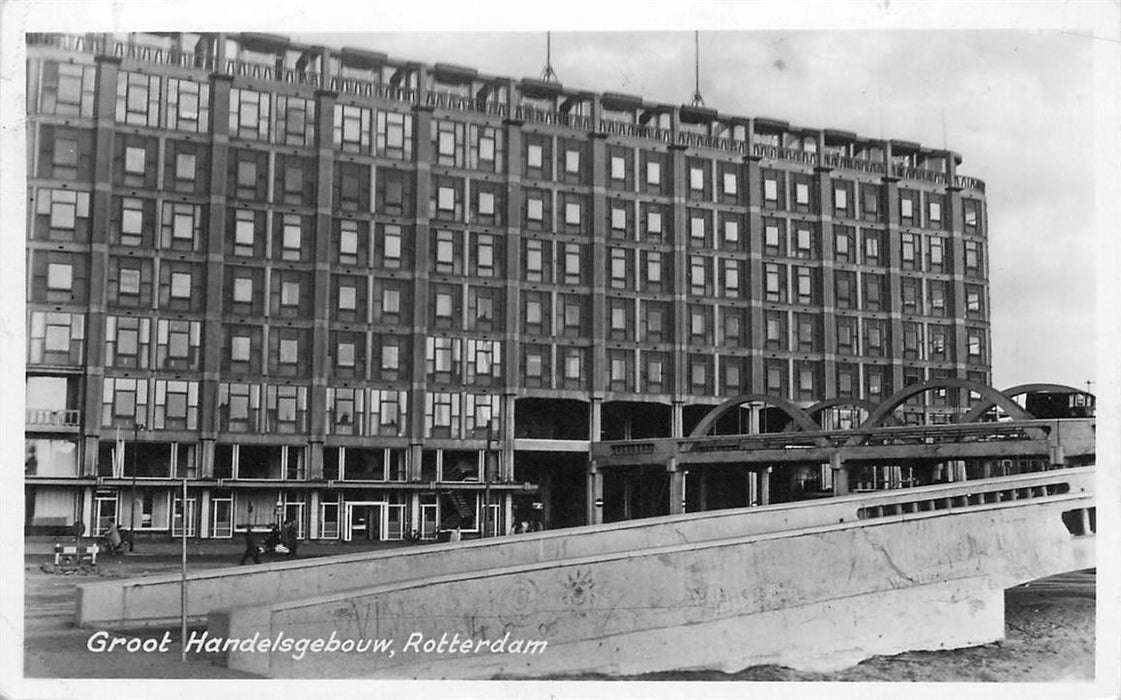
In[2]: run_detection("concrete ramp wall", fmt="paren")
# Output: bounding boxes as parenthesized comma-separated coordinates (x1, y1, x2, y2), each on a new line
(209, 483, 1094, 678)
(77, 468, 1092, 629)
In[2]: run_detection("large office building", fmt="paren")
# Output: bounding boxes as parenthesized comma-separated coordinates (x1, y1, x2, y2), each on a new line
(24, 32, 990, 541)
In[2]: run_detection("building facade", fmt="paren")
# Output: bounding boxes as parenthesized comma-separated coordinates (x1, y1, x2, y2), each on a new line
(24, 32, 990, 540)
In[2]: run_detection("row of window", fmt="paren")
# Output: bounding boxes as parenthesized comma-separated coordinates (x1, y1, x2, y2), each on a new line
(31, 64, 986, 234)
(30, 187, 986, 293)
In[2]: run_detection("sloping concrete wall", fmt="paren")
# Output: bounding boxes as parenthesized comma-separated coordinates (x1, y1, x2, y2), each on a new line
(77, 467, 1093, 628)
(210, 487, 1094, 678)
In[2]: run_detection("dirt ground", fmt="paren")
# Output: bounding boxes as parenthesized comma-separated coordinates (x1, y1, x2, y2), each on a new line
(18, 539, 1097, 682)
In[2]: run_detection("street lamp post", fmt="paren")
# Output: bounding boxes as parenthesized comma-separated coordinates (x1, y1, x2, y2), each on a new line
(129, 422, 145, 551)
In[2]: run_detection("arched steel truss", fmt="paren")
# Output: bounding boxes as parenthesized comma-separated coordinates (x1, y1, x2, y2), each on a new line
(688, 379, 1090, 441)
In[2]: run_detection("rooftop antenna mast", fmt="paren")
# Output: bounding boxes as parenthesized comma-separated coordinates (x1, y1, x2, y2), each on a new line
(542, 31, 559, 83)
(689, 30, 705, 107)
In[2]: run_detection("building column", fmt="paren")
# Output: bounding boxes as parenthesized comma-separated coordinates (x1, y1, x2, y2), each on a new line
(81, 487, 94, 535)
(408, 87, 435, 473)
(200, 71, 233, 451)
(881, 142, 905, 395)
(586, 460, 603, 525)
(81, 53, 123, 477)
(671, 400, 684, 438)
(589, 396, 603, 443)
(815, 129, 837, 397)
(744, 148, 766, 394)
(407, 492, 421, 536)
(667, 457, 684, 515)
(308, 87, 339, 479)
(199, 437, 215, 478)
(830, 452, 849, 496)
(198, 489, 211, 538)
(308, 489, 320, 539)
(759, 466, 771, 506)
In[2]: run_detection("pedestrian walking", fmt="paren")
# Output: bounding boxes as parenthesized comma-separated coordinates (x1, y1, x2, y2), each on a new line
(282, 519, 299, 559)
(239, 527, 261, 565)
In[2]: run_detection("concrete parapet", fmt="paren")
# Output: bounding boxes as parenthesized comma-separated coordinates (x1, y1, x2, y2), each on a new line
(210, 483, 1094, 678)
(78, 468, 1094, 632)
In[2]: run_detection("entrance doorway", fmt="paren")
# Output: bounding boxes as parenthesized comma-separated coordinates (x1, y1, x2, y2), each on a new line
(344, 501, 386, 542)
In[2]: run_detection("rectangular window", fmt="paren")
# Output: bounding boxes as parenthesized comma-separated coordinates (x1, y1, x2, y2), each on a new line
(40, 61, 95, 117)
(116, 72, 160, 127)
(478, 191, 495, 216)
(281, 281, 300, 307)
(565, 150, 580, 174)
(438, 187, 455, 212)
(610, 249, 627, 289)
(527, 197, 544, 222)
(170, 272, 192, 299)
(686, 216, 705, 244)
(646, 161, 661, 186)
(901, 197, 913, 219)
(795, 182, 810, 205)
(229, 88, 271, 141)
(724, 219, 739, 245)
(46, 261, 72, 291)
(690, 167, 704, 191)
(611, 206, 627, 231)
(232, 277, 253, 303)
(377, 111, 413, 159)
(167, 79, 209, 133)
(527, 144, 543, 168)
(835, 187, 848, 211)
(565, 202, 581, 226)
(764, 178, 778, 202)
(334, 104, 372, 154)
(611, 155, 626, 181)
(722, 171, 737, 196)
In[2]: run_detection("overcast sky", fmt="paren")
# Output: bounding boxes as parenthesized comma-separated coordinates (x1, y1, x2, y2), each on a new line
(292, 27, 1100, 391)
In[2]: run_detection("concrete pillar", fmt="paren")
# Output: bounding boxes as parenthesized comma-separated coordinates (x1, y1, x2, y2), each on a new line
(589, 397, 603, 442)
(200, 71, 233, 443)
(815, 129, 837, 397)
(81, 54, 122, 472)
(668, 458, 684, 515)
(199, 489, 211, 538)
(881, 141, 905, 395)
(409, 492, 421, 535)
(759, 467, 771, 506)
(671, 401, 684, 438)
(199, 438, 215, 478)
(586, 461, 603, 525)
(308, 86, 339, 480)
(698, 470, 709, 510)
(1080, 508, 1092, 536)
(408, 97, 435, 461)
(81, 487, 94, 535)
(309, 490, 320, 539)
(830, 452, 849, 496)
(504, 493, 514, 535)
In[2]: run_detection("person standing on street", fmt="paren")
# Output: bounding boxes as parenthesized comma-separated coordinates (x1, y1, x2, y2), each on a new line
(239, 527, 261, 565)
(282, 519, 299, 559)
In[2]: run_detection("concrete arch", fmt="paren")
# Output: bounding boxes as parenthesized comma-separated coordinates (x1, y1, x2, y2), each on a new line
(959, 383, 1093, 424)
(779, 397, 893, 432)
(853, 378, 1034, 442)
(688, 393, 821, 438)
